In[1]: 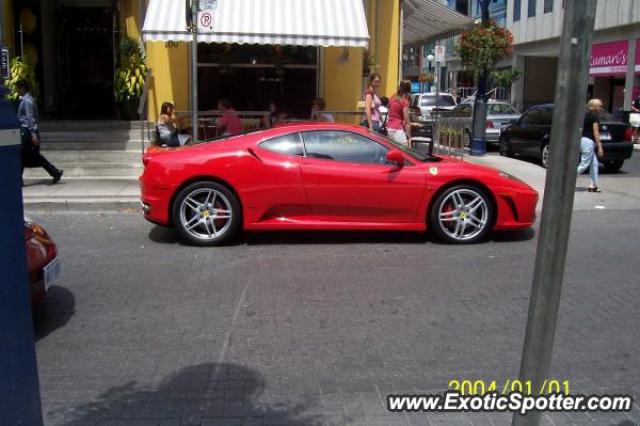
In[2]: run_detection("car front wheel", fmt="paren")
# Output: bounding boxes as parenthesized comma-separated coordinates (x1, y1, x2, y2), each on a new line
(429, 185, 493, 244)
(541, 143, 550, 168)
(173, 181, 241, 246)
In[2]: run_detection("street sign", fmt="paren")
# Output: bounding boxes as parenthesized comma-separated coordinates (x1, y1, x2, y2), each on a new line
(197, 10, 215, 32)
(434, 45, 446, 63)
(199, 0, 218, 11)
(1, 49, 10, 80)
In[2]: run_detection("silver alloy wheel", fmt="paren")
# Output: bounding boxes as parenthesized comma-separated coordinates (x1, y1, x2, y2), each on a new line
(438, 188, 489, 242)
(179, 188, 233, 240)
(541, 144, 550, 168)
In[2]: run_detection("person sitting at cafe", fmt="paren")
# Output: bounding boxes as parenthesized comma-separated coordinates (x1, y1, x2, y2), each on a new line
(217, 98, 243, 136)
(156, 102, 190, 147)
(311, 97, 335, 122)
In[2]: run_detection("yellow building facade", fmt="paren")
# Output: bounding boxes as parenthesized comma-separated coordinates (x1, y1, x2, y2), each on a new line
(2, 0, 400, 122)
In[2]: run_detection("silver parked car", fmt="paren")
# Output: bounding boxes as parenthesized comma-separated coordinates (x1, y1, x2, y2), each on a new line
(452, 100, 521, 147)
(410, 92, 457, 121)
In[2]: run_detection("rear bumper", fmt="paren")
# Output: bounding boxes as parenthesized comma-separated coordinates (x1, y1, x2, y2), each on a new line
(602, 142, 633, 161)
(140, 177, 173, 226)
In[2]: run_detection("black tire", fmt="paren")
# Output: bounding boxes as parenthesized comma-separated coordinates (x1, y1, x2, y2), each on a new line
(429, 184, 494, 244)
(499, 136, 513, 157)
(604, 160, 623, 172)
(172, 181, 241, 246)
(540, 143, 550, 168)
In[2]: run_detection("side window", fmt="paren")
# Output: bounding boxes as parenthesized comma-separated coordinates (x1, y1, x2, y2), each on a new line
(538, 109, 553, 126)
(302, 131, 390, 165)
(521, 109, 541, 125)
(259, 133, 303, 156)
(454, 104, 472, 117)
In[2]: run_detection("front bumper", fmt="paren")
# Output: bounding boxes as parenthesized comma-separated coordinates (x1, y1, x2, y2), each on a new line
(493, 186, 539, 230)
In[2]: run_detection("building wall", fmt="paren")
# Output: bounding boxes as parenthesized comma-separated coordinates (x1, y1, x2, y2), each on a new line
(2, 0, 15, 51)
(508, 0, 640, 46)
(524, 56, 558, 107)
(119, 0, 190, 121)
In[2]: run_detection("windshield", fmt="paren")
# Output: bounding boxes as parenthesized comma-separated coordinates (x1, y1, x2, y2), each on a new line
(420, 95, 456, 107)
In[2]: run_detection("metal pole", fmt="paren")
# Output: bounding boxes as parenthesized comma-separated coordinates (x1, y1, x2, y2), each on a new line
(191, 0, 199, 141)
(623, 39, 636, 112)
(19, 22, 24, 57)
(469, 0, 491, 156)
(512, 1, 597, 425)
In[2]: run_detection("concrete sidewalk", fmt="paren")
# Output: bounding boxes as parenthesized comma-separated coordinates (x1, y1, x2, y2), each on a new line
(22, 177, 139, 210)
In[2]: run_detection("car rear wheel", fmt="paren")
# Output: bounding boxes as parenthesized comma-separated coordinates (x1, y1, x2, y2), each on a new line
(604, 160, 624, 172)
(173, 181, 241, 246)
(541, 143, 550, 168)
(429, 185, 493, 244)
(499, 136, 513, 157)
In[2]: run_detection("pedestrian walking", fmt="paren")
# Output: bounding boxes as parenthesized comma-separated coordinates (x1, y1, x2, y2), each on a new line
(578, 99, 605, 193)
(386, 80, 412, 146)
(362, 73, 382, 132)
(17, 80, 63, 184)
(630, 94, 640, 143)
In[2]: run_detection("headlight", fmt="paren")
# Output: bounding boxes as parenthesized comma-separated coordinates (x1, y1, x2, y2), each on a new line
(499, 171, 524, 183)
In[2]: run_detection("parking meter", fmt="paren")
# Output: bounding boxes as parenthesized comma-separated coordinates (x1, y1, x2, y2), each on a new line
(0, 80, 44, 424)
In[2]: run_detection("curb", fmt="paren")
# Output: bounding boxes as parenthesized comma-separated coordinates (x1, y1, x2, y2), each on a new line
(23, 199, 141, 212)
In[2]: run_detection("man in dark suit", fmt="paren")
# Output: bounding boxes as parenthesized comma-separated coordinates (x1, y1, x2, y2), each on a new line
(16, 80, 63, 184)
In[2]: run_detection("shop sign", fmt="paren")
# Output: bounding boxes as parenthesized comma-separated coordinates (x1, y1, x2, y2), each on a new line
(1, 49, 9, 79)
(589, 40, 628, 76)
(435, 45, 446, 63)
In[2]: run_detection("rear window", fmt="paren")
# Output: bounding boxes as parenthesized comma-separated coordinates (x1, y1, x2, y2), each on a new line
(420, 95, 456, 107)
(488, 103, 519, 115)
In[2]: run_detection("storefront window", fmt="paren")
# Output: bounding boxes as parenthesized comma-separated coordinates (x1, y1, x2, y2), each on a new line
(197, 44, 318, 118)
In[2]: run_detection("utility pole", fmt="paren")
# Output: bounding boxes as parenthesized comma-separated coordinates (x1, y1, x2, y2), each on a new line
(0, 71, 45, 426)
(512, 1, 597, 425)
(469, 0, 491, 156)
(191, 0, 199, 140)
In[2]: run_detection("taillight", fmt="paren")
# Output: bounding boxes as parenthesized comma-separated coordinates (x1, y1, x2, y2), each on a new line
(486, 121, 494, 128)
(624, 127, 633, 142)
(24, 226, 35, 240)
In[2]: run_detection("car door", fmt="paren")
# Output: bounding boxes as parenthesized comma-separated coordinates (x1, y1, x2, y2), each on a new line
(300, 130, 427, 223)
(510, 108, 541, 155)
(251, 132, 311, 220)
(530, 107, 552, 157)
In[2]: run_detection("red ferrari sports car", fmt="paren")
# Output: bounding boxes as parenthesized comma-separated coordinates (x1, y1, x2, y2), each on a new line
(140, 123, 537, 245)
(25, 219, 60, 306)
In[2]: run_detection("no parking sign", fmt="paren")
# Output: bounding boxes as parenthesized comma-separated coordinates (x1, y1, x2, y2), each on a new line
(198, 11, 214, 31)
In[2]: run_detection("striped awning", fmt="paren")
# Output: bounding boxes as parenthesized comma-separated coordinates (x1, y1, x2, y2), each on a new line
(403, 0, 475, 44)
(142, 0, 369, 47)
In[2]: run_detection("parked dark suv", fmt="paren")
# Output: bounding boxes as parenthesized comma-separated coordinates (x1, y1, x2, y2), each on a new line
(499, 104, 634, 171)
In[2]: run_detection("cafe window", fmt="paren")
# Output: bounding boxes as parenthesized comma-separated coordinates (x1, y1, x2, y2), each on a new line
(197, 44, 318, 119)
(514, 0, 521, 21)
(528, 0, 537, 17)
(544, 0, 553, 13)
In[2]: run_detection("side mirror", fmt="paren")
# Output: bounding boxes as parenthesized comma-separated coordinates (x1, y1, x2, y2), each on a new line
(386, 150, 405, 169)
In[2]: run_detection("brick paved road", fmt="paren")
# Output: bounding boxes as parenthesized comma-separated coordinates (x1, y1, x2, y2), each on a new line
(29, 157, 640, 426)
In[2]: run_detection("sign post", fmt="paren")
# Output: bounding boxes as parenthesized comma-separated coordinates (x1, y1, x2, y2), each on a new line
(0, 59, 45, 425)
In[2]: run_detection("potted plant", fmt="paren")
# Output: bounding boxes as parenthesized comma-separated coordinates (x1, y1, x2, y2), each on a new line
(114, 37, 148, 120)
(4, 56, 39, 110)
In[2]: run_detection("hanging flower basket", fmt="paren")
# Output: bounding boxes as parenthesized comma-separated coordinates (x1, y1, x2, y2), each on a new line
(456, 21, 513, 77)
